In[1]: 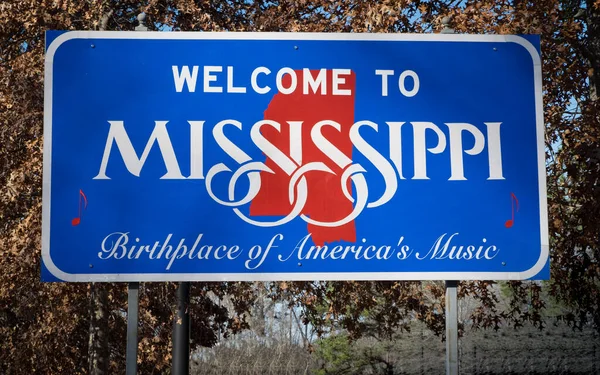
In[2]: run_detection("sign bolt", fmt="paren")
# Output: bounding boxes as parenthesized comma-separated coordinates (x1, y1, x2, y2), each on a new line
(441, 16, 454, 34)
(294, 46, 298, 50)
(297, 262, 302, 267)
(493, 47, 497, 51)
(89, 264, 94, 268)
(91, 44, 95, 48)
(501, 262, 506, 266)
(135, 13, 148, 31)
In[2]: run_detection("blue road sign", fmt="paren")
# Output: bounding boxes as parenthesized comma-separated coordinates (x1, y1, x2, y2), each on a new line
(43, 31, 548, 282)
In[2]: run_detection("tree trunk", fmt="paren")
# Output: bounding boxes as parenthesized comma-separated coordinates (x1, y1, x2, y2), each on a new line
(88, 283, 109, 375)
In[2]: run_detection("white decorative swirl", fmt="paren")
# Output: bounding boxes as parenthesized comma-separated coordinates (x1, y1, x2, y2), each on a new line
(233, 161, 335, 227)
(233, 178, 307, 227)
(206, 159, 372, 228)
(205, 162, 274, 207)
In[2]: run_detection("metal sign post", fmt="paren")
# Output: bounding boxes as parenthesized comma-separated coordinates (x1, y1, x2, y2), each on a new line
(126, 282, 139, 375)
(445, 280, 459, 375)
(172, 282, 190, 375)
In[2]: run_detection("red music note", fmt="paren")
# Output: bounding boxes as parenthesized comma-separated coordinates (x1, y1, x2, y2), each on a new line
(71, 189, 88, 226)
(504, 192, 519, 228)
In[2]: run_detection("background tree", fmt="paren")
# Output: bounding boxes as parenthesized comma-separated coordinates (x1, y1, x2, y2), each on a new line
(1, 0, 600, 374)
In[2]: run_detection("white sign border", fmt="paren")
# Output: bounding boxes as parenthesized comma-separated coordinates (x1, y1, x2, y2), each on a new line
(43, 31, 548, 282)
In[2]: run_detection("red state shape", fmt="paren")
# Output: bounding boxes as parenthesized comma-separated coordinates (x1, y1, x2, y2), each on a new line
(249, 69, 357, 246)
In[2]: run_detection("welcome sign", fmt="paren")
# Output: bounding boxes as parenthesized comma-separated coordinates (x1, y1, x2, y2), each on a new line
(42, 32, 548, 282)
